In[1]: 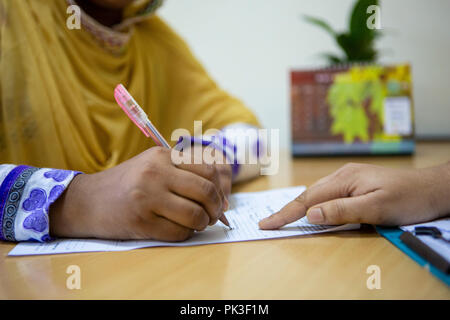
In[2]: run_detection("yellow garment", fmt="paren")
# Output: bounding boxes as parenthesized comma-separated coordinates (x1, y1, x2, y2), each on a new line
(0, 0, 259, 173)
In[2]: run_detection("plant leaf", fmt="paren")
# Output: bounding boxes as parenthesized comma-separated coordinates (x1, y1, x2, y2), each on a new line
(373, 30, 383, 39)
(319, 52, 344, 65)
(303, 15, 336, 37)
(336, 32, 377, 63)
(336, 33, 355, 60)
(349, 0, 379, 41)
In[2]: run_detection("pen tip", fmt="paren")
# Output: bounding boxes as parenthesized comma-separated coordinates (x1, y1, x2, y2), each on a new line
(220, 214, 231, 228)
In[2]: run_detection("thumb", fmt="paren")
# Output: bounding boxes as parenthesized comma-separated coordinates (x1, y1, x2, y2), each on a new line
(306, 195, 372, 225)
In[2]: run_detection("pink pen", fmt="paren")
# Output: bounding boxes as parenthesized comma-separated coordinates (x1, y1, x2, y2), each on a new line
(114, 84, 231, 228)
(114, 84, 170, 148)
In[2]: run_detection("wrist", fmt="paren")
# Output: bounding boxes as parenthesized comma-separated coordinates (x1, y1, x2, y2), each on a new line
(441, 162, 450, 216)
(49, 173, 93, 238)
(427, 163, 450, 219)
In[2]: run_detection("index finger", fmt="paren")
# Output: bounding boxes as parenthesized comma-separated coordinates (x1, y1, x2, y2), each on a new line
(177, 162, 227, 210)
(169, 168, 223, 225)
(258, 175, 352, 230)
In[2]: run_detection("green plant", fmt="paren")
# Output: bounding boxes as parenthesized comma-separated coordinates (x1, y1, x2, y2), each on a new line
(304, 0, 382, 64)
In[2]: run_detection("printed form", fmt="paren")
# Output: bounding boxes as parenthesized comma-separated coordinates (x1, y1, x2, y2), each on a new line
(9, 186, 360, 256)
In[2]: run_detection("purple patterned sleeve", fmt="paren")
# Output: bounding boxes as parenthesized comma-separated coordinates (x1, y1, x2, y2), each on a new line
(175, 135, 240, 180)
(174, 124, 262, 183)
(0, 165, 82, 242)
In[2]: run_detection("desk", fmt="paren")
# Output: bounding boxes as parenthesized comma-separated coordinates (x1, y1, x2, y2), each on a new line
(1, 142, 449, 299)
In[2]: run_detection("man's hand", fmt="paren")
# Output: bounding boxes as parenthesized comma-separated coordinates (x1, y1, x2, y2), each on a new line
(259, 162, 450, 229)
(50, 147, 227, 241)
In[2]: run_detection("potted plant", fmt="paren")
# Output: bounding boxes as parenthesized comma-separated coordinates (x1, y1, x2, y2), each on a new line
(303, 0, 381, 64)
(291, 0, 415, 156)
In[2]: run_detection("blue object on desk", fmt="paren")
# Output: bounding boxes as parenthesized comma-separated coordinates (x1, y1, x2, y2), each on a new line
(376, 226, 450, 286)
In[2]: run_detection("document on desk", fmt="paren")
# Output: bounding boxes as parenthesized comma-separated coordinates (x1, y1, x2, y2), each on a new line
(9, 186, 360, 256)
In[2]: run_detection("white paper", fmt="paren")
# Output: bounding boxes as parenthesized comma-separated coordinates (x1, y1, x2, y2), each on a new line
(9, 186, 360, 256)
(400, 217, 450, 263)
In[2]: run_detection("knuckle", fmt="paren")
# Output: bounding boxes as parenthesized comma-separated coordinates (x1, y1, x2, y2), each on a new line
(346, 162, 360, 168)
(145, 147, 170, 164)
(128, 188, 148, 206)
(203, 164, 217, 180)
(172, 227, 193, 242)
(293, 192, 308, 210)
(333, 199, 347, 223)
(342, 162, 359, 173)
(129, 213, 155, 238)
(217, 164, 231, 176)
(141, 160, 161, 177)
(335, 163, 363, 181)
(188, 206, 209, 230)
(150, 146, 168, 156)
(337, 163, 349, 173)
(201, 180, 217, 198)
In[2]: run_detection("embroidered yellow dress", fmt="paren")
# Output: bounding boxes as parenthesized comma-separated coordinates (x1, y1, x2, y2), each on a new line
(0, 0, 259, 173)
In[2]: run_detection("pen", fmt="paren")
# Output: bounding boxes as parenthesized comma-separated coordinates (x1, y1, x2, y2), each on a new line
(114, 84, 231, 228)
(414, 226, 450, 244)
(114, 84, 170, 148)
(400, 231, 450, 274)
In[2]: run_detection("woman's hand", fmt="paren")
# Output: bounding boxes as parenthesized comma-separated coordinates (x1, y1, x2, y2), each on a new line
(180, 144, 233, 208)
(50, 147, 227, 241)
(259, 162, 450, 229)
(216, 164, 232, 206)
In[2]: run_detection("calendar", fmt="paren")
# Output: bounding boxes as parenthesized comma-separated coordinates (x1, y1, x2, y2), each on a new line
(291, 64, 415, 155)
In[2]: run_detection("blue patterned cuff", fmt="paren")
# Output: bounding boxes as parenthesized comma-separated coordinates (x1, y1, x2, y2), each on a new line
(0, 165, 81, 242)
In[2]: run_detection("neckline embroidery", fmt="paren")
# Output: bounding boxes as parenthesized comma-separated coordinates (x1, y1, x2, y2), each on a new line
(65, 0, 162, 53)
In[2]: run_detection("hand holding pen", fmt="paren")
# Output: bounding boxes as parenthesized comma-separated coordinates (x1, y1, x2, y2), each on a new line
(48, 84, 233, 242)
(114, 84, 231, 228)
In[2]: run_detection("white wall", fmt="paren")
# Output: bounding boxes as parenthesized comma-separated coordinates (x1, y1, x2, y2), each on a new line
(159, 0, 450, 147)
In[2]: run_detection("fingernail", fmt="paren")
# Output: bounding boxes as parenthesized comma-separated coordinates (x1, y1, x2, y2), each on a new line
(258, 218, 268, 229)
(258, 215, 272, 228)
(307, 207, 324, 224)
